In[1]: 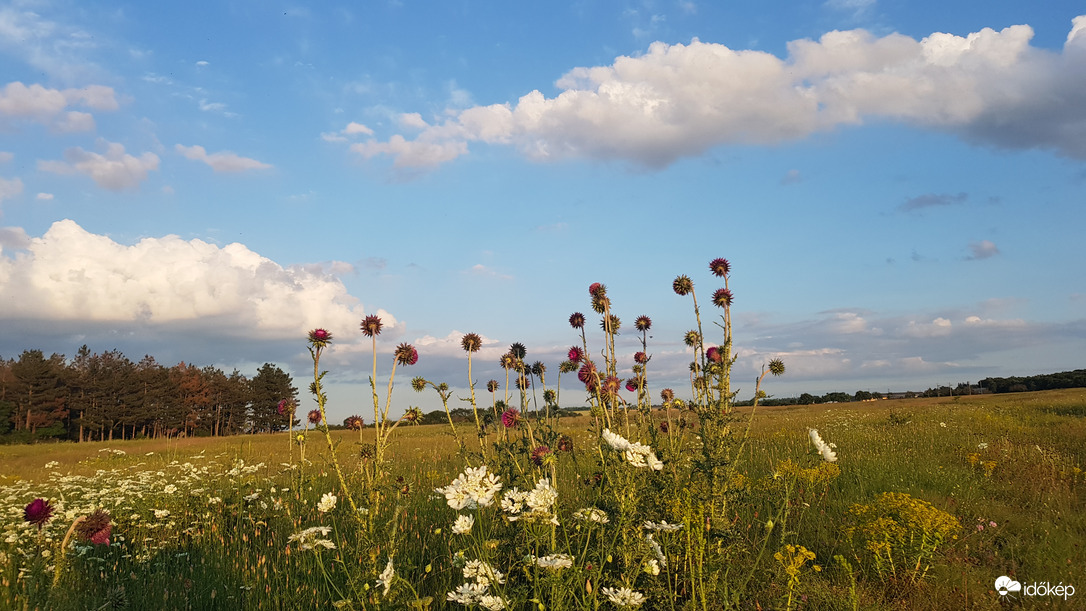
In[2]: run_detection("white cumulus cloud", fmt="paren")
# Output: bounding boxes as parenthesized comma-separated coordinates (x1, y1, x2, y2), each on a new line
(175, 144, 273, 173)
(351, 16, 1086, 169)
(38, 140, 159, 190)
(0, 176, 23, 204)
(0, 220, 392, 344)
(0, 81, 117, 131)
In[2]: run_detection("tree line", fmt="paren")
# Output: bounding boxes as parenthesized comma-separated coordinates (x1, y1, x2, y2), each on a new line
(0, 346, 298, 444)
(978, 369, 1086, 394)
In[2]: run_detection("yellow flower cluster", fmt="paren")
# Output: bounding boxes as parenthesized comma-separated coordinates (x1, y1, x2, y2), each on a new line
(845, 492, 960, 583)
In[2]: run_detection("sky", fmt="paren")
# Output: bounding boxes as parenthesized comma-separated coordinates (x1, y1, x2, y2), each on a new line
(1, 0, 1084, 422)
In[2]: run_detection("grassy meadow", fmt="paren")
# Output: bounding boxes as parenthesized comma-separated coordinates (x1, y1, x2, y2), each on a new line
(2, 388, 1083, 610)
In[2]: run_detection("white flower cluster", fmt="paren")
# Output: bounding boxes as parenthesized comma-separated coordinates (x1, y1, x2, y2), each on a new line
(317, 492, 337, 513)
(447, 559, 506, 609)
(500, 478, 558, 523)
(645, 533, 667, 568)
(601, 429, 663, 470)
(532, 553, 574, 570)
(573, 507, 610, 524)
(376, 558, 395, 596)
(435, 466, 503, 510)
(287, 526, 336, 551)
(808, 428, 838, 463)
(601, 586, 647, 608)
(452, 514, 475, 535)
(643, 520, 683, 532)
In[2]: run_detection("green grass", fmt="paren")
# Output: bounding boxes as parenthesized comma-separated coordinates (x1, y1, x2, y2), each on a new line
(2, 389, 1084, 609)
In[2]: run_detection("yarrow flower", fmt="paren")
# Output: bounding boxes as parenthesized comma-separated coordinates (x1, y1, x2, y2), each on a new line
(601, 586, 647, 608)
(435, 465, 504, 510)
(500, 408, 520, 428)
(317, 492, 337, 513)
(23, 498, 53, 529)
(288, 526, 336, 551)
(452, 514, 475, 535)
(808, 428, 838, 462)
(360, 314, 383, 337)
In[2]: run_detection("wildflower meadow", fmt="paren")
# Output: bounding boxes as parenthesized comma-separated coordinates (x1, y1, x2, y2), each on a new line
(2, 259, 1084, 610)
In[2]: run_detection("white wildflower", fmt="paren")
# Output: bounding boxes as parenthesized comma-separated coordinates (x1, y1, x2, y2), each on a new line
(447, 581, 489, 605)
(163, 484, 177, 494)
(643, 520, 683, 532)
(317, 492, 337, 513)
(435, 465, 503, 510)
(376, 558, 395, 596)
(288, 526, 336, 551)
(500, 488, 527, 514)
(808, 428, 838, 462)
(604, 429, 663, 470)
(977, 442, 989, 450)
(154, 509, 170, 519)
(574, 507, 610, 524)
(463, 559, 505, 586)
(645, 533, 667, 567)
(534, 553, 574, 570)
(452, 514, 475, 535)
(44, 461, 59, 469)
(601, 586, 647, 608)
(478, 595, 506, 610)
(644, 558, 661, 575)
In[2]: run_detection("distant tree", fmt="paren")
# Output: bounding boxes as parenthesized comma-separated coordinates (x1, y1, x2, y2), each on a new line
(853, 390, 873, 401)
(821, 391, 851, 403)
(249, 363, 296, 433)
(10, 350, 68, 438)
(797, 392, 819, 405)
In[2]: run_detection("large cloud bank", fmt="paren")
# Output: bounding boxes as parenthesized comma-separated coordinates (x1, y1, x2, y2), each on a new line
(0, 220, 394, 342)
(349, 16, 1086, 168)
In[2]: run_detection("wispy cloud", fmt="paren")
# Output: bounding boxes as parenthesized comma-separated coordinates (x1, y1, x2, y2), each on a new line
(967, 240, 1000, 260)
(899, 192, 967, 212)
(39, 140, 159, 190)
(175, 144, 272, 173)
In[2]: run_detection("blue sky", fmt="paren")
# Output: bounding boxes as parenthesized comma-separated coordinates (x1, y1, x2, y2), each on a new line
(1, 0, 1084, 421)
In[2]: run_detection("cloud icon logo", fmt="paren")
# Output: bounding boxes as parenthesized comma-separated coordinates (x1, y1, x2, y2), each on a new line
(995, 576, 1022, 596)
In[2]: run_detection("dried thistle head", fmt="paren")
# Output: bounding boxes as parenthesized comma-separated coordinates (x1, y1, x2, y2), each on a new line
(709, 257, 731, 277)
(360, 315, 383, 338)
(660, 388, 675, 403)
(634, 315, 652, 332)
(578, 362, 598, 390)
(683, 330, 702, 347)
(559, 360, 578, 374)
(602, 375, 622, 397)
(634, 351, 648, 364)
(543, 389, 556, 404)
(600, 314, 621, 334)
(461, 333, 482, 353)
(343, 415, 364, 430)
(712, 288, 734, 308)
(499, 352, 517, 370)
(76, 509, 112, 545)
(569, 312, 586, 329)
(509, 342, 527, 360)
(486, 379, 499, 393)
(531, 361, 546, 376)
(673, 275, 694, 296)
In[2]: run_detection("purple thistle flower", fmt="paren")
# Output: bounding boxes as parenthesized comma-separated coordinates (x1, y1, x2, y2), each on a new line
(23, 498, 53, 529)
(501, 408, 521, 428)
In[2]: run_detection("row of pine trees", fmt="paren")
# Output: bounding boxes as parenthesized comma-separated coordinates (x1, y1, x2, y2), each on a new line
(0, 345, 298, 443)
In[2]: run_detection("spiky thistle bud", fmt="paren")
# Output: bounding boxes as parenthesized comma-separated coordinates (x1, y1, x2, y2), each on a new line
(600, 314, 621, 334)
(395, 343, 419, 366)
(487, 380, 499, 393)
(360, 315, 383, 337)
(769, 359, 786, 376)
(569, 312, 586, 329)
(411, 376, 427, 392)
(509, 342, 527, 359)
(461, 333, 482, 353)
(308, 328, 333, 348)
(673, 275, 694, 296)
(683, 330, 701, 347)
(709, 257, 731, 277)
(634, 315, 652, 332)
(712, 288, 733, 308)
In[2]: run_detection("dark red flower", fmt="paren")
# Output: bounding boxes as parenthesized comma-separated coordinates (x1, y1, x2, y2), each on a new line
(24, 498, 53, 529)
(395, 343, 419, 366)
(556, 435, 574, 452)
(625, 378, 639, 392)
(501, 408, 521, 428)
(712, 288, 733, 308)
(569, 312, 586, 329)
(308, 409, 322, 424)
(308, 328, 333, 346)
(601, 376, 622, 397)
(461, 333, 482, 353)
(660, 388, 675, 403)
(709, 258, 731, 277)
(360, 315, 383, 338)
(577, 362, 597, 386)
(343, 415, 364, 430)
(673, 275, 694, 296)
(706, 346, 722, 363)
(568, 346, 583, 362)
(76, 509, 111, 545)
(634, 315, 652, 332)
(659, 421, 670, 433)
(588, 282, 606, 298)
(634, 351, 648, 364)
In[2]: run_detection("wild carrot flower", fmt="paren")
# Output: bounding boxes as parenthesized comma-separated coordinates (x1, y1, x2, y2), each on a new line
(435, 466, 503, 510)
(76, 509, 112, 545)
(461, 332, 482, 352)
(360, 314, 383, 337)
(534, 553, 574, 569)
(634, 315, 652, 331)
(643, 520, 684, 532)
(712, 288, 733, 308)
(500, 408, 520, 428)
(307, 409, 322, 424)
(317, 492, 337, 513)
(23, 498, 53, 529)
(672, 275, 694, 296)
(574, 508, 610, 524)
(602, 429, 663, 470)
(452, 514, 475, 535)
(395, 343, 418, 366)
(463, 559, 505, 586)
(709, 257, 731, 277)
(447, 582, 490, 606)
(808, 429, 838, 462)
(601, 586, 647, 608)
(288, 526, 336, 551)
(645, 532, 667, 567)
(569, 312, 586, 329)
